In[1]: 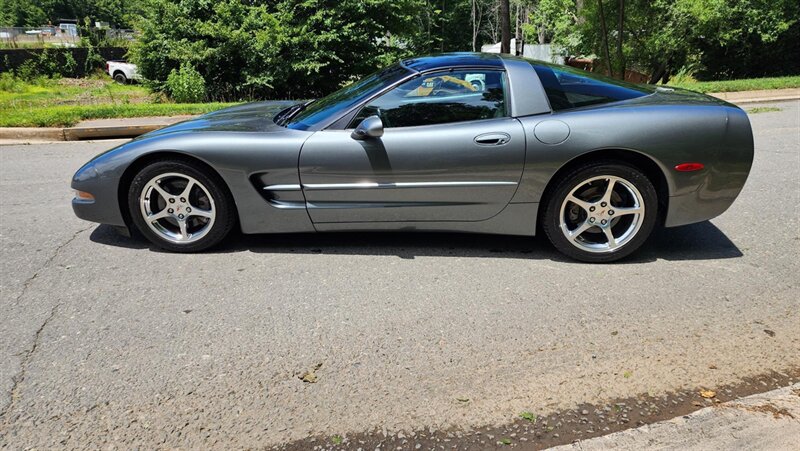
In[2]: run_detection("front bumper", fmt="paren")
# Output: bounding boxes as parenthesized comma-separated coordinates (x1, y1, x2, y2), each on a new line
(71, 161, 127, 227)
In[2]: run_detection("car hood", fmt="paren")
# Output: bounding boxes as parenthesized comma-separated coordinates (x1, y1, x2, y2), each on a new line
(136, 101, 298, 139)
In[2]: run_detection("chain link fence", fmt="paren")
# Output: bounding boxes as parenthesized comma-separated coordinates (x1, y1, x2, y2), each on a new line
(0, 26, 135, 48)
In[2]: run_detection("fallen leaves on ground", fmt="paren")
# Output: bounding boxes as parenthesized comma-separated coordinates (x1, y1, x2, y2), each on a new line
(298, 363, 323, 383)
(700, 389, 716, 399)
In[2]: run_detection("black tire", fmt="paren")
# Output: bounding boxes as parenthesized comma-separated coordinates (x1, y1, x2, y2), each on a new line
(128, 159, 236, 252)
(541, 160, 658, 263)
(113, 72, 127, 84)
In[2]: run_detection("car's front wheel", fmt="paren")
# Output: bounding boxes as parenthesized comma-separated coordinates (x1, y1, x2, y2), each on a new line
(541, 161, 658, 263)
(128, 159, 235, 252)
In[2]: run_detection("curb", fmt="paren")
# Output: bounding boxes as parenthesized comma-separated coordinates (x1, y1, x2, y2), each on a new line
(0, 123, 168, 142)
(550, 382, 800, 450)
(62, 124, 166, 141)
(710, 94, 800, 104)
(0, 127, 67, 141)
(708, 87, 800, 104)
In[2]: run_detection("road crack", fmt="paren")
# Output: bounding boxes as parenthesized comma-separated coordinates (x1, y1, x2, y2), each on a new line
(12, 225, 92, 306)
(0, 302, 61, 422)
(1, 225, 92, 421)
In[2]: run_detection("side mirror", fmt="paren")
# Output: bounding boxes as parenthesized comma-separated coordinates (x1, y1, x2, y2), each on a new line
(351, 115, 384, 140)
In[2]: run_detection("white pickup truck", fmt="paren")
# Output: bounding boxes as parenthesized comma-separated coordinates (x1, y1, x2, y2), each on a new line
(106, 60, 141, 84)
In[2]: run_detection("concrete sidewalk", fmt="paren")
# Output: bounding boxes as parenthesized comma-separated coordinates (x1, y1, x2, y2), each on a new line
(551, 383, 800, 450)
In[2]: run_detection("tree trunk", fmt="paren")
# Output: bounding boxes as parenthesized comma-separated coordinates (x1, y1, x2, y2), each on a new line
(616, 0, 625, 80)
(649, 62, 667, 84)
(515, 3, 522, 55)
(500, 0, 511, 54)
(426, 0, 432, 52)
(472, 0, 479, 52)
(576, 0, 585, 25)
(596, 0, 613, 77)
(441, 0, 446, 52)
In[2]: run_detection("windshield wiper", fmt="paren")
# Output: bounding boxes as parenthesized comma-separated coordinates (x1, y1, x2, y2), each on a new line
(274, 100, 315, 126)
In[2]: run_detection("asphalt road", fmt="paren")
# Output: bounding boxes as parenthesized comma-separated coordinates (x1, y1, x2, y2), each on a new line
(1, 101, 798, 448)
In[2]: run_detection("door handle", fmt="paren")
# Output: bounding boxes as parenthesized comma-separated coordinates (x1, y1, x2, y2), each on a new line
(474, 132, 511, 146)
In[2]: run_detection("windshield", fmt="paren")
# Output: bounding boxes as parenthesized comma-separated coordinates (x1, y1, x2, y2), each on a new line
(285, 64, 410, 130)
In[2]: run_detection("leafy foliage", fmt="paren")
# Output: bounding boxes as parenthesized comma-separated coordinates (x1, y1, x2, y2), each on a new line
(0, 0, 146, 28)
(131, 0, 281, 100)
(0, 0, 48, 27)
(3, 0, 798, 96)
(538, 0, 799, 82)
(269, 0, 420, 98)
(524, 0, 577, 46)
(130, 0, 424, 100)
(166, 63, 206, 103)
(13, 49, 78, 79)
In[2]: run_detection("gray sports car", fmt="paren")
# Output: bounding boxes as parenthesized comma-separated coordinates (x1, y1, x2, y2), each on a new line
(71, 53, 753, 262)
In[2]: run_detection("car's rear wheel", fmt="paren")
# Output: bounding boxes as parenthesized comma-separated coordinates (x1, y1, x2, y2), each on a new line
(128, 159, 235, 252)
(542, 161, 658, 263)
(113, 72, 127, 84)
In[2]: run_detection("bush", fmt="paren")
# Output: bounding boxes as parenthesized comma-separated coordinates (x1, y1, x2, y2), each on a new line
(16, 49, 58, 80)
(166, 63, 206, 103)
(130, 0, 419, 101)
(62, 52, 78, 77)
(0, 72, 24, 92)
(13, 49, 76, 81)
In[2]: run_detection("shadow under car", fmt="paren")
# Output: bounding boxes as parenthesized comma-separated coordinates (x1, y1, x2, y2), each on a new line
(89, 220, 742, 264)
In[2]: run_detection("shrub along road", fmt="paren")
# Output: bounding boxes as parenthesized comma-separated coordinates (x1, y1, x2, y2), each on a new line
(0, 101, 798, 448)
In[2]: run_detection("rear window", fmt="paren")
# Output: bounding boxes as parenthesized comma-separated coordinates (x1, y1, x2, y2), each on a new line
(532, 62, 651, 111)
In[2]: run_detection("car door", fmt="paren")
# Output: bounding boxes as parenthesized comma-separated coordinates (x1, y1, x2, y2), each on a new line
(298, 68, 526, 223)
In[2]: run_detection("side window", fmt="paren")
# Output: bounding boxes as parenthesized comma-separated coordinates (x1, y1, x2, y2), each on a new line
(532, 63, 649, 111)
(349, 70, 508, 128)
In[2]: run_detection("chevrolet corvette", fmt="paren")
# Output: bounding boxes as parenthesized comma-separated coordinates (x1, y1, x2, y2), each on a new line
(71, 53, 754, 262)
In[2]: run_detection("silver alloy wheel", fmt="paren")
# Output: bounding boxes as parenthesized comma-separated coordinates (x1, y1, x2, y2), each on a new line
(559, 175, 645, 253)
(139, 172, 216, 244)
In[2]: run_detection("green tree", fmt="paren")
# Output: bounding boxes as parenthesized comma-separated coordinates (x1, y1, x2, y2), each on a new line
(131, 0, 423, 100)
(524, 0, 577, 45)
(0, 0, 145, 28)
(0, 0, 47, 26)
(536, 0, 799, 82)
(130, 0, 282, 100)
(271, 0, 420, 98)
(414, 0, 475, 53)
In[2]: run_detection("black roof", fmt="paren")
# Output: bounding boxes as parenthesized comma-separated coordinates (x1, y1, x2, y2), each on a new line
(400, 53, 504, 72)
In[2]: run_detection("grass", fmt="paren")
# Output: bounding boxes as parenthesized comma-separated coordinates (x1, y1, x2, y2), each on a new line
(0, 75, 236, 127)
(667, 75, 800, 93)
